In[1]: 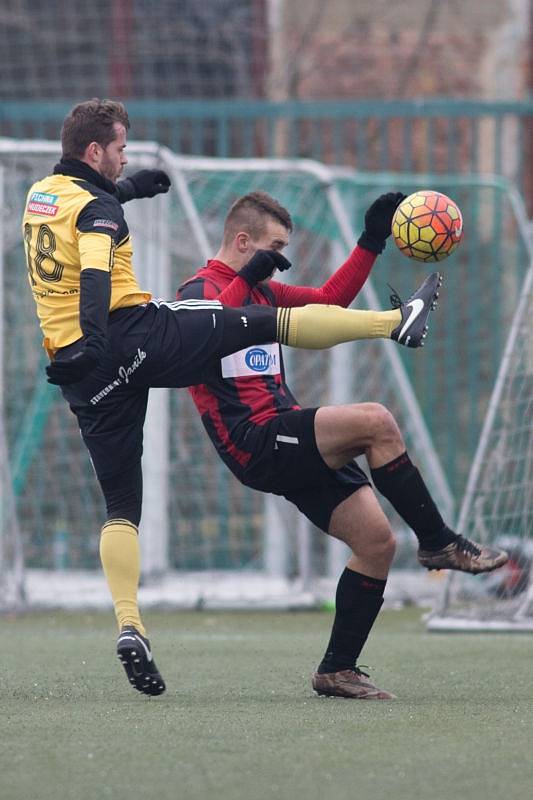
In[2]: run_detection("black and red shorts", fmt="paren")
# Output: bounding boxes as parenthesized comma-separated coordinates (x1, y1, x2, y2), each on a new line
(237, 408, 370, 533)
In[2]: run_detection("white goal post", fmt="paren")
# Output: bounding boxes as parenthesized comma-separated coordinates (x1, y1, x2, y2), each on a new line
(0, 416, 25, 611)
(0, 166, 25, 610)
(0, 138, 470, 611)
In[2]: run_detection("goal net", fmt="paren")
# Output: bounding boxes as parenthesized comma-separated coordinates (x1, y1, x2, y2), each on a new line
(2, 139, 528, 611)
(1, 140, 456, 608)
(427, 210, 533, 631)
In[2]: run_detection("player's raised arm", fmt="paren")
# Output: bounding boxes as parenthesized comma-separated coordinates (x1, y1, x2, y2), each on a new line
(178, 192, 405, 311)
(270, 192, 406, 309)
(116, 169, 171, 203)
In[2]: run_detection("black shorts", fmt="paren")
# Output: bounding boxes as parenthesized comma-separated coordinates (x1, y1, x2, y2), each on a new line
(238, 408, 370, 533)
(59, 300, 276, 482)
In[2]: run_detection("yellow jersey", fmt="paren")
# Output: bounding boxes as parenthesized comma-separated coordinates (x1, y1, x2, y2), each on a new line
(22, 166, 151, 354)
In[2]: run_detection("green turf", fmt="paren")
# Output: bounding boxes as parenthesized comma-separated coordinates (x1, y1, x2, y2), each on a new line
(1, 608, 532, 800)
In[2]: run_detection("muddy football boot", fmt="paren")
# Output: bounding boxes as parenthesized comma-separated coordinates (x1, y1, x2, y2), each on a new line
(418, 535, 508, 574)
(312, 667, 396, 700)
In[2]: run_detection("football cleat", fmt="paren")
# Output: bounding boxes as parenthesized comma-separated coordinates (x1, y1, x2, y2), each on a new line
(418, 535, 508, 575)
(312, 667, 396, 700)
(390, 272, 443, 348)
(116, 625, 166, 696)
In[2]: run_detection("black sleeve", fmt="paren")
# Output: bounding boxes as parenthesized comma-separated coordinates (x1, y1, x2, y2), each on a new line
(177, 278, 208, 300)
(115, 178, 136, 204)
(76, 195, 124, 241)
(79, 268, 111, 340)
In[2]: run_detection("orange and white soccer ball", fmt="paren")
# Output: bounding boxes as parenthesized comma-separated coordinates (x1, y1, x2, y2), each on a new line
(392, 190, 463, 262)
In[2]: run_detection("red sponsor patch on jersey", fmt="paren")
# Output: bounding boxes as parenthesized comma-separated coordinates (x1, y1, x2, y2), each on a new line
(27, 200, 59, 216)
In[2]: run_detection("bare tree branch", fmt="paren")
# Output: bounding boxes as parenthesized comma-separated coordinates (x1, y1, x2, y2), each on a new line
(395, 0, 441, 96)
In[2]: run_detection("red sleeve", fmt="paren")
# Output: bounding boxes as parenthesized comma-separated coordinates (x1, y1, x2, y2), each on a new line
(216, 276, 252, 306)
(269, 245, 376, 308)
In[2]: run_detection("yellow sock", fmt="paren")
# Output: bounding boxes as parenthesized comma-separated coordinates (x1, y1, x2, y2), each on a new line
(99, 519, 146, 636)
(276, 305, 401, 349)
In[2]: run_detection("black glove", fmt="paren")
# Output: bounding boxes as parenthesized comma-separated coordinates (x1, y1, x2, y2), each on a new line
(46, 335, 107, 386)
(357, 192, 406, 254)
(116, 169, 171, 202)
(238, 250, 292, 287)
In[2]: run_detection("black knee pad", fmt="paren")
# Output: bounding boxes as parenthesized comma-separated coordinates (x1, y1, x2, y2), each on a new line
(99, 464, 143, 527)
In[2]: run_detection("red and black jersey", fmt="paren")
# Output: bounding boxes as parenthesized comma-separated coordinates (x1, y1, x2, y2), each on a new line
(177, 246, 376, 479)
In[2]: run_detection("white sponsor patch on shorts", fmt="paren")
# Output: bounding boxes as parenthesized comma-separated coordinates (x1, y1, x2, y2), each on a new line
(221, 343, 280, 378)
(275, 434, 299, 445)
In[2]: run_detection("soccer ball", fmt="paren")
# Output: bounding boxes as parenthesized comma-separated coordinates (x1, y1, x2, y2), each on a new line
(391, 190, 463, 262)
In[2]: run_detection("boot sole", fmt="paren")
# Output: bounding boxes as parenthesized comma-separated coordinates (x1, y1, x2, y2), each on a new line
(117, 646, 166, 696)
(313, 687, 395, 700)
(421, 557, 507, 574)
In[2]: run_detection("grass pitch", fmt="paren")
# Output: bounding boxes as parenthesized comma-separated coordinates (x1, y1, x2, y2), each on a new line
(1, 608, 532, 800)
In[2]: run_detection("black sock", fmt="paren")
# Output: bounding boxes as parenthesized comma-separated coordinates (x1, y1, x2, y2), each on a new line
(317, 568, 386, 674)
(371, 452, 457, 551)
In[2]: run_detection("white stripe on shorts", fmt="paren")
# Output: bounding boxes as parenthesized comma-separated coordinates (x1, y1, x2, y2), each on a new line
(276, 434, 299, 445)
(150, 298, 223, 311)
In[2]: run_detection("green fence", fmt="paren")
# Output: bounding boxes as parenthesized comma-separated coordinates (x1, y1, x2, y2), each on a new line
(1, 103, 531, 570)
(3, 146, 530, 569)
(1, 98, 532, 208)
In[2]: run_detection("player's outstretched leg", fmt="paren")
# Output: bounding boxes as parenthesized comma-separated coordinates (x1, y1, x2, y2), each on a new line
(220, 273, 443, 358)
(370, 454, 508, 575)
(116, 626, 166, 696)
(274, 273, 442, 350)
(390, 271, 442, 348)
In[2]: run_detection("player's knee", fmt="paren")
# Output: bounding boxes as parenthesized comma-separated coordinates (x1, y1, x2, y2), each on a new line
(363, 526, 396, 568)
(341, 519, 396, 566)
(364, 402, 403, 447)
(375, 526, 396, 564)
